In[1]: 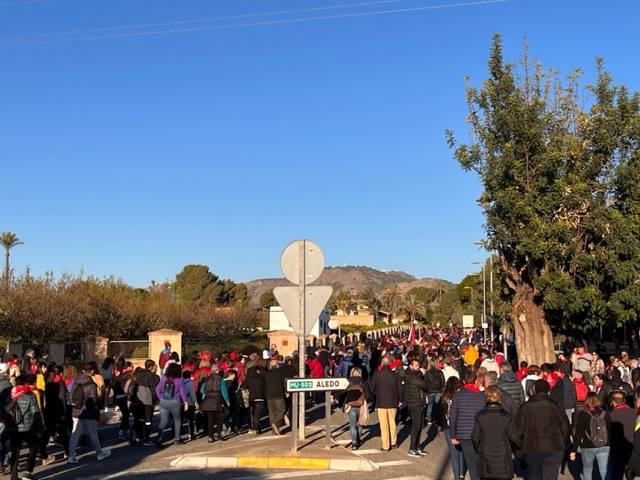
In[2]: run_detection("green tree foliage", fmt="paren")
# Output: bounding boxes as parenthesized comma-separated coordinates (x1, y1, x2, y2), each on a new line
(447, 35, 640, 363)
(173, 264, 247, 306)
(259, 289, 277, 309)
(404, 293, 430, 323)
(406, 286, 438, 305)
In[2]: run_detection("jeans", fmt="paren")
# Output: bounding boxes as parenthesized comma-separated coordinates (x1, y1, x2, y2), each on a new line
(460, 439, 479, 480)
(347, 407, 362, 445)
(408, 405, 424, 451)
(184, 405, 196, 437)
(525, 451, 563, 480)
(69, 418, 105, 457)
(444, 428, 466, 480)
(426, 393, 442, 422)
(156, 399, 182, 443)
(581, 446, 609, 480)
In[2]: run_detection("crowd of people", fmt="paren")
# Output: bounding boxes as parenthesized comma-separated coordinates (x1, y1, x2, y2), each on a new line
(3, 331, 640, 480)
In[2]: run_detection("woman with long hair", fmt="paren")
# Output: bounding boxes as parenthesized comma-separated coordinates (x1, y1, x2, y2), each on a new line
(344, 367, 367, 450)
(570, 392, 611, 480)
(440, 376, 465, 480)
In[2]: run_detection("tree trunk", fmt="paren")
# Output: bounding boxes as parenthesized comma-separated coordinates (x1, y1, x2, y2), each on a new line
(3, 251, 9, 286)
(511, 281, 556, 365)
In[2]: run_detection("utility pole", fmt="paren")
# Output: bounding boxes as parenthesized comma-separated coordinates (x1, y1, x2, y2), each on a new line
(489, 256, 494, 344)
(297, 241, 306, 442)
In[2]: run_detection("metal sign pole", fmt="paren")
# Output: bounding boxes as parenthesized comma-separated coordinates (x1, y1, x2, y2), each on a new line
(325, 391, 331, 449)
(291, 392, 298, 453)
(298, 240, 306, 442)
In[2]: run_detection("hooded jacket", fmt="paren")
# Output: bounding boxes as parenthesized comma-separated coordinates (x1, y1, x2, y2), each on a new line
(498, 371, 525, 406)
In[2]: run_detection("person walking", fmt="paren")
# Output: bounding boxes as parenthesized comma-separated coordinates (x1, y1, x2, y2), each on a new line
(424, 357, 445, 424)
(113, 360, 133, 440)
(439, 376, 466, 480)
(154, 363, 188, 447)
(67, 364, 111, 464)
(404, 358, 429, 457)
(569, 392, 611, 480)
(344, 367, 367, 450)
(515, 379, 570, 480)
(449, 370, 486, 480)
(263, 359, 287, 436)
(497, 363, 525, 407)
(242, 365, 266, 435)
(6, 375, 43, 480)
(136, 360, 160, 445)
(370, 357, 402, 452)
(609, 390, 636, 480)
(182, 370, 197, 441)
(472, 386, 520, 480)
(199, 365, 225, 442)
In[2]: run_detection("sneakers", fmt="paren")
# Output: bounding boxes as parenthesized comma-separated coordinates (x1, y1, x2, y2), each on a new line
(42, 455, 56, 466)
(408, 450, 421, 458)
(415, 449, 427, 456)
(208, 437, 214, 443)
(97, 449, 111, 461)
(66, 456, 79, 464)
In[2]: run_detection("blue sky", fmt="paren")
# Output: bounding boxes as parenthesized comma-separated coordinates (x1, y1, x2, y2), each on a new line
(1, 0, 639, 287)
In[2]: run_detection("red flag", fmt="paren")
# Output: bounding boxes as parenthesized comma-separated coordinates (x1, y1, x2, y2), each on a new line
(408, 322, 416, 344)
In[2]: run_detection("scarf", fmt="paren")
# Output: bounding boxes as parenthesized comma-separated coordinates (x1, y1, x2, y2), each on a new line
(11, 385, 33, 401)
(464, 384, 481, 393)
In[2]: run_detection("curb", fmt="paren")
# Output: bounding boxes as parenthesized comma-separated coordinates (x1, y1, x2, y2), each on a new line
(169, 455, 378, 472)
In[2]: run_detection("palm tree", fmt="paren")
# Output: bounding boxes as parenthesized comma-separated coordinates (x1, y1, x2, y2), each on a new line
(404, 294, 427, 323)
(1, 231, 24, 286)
(382, 284, 403, 321)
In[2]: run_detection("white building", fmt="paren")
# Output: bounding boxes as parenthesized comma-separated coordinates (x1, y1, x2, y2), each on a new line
(268, 306, 330, 337)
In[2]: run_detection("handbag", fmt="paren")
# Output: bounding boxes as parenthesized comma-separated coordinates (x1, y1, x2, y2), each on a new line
(357, 400, 369, 425)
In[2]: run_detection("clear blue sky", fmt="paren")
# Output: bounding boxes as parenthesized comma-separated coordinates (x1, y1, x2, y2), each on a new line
(2, 0, 639, 287)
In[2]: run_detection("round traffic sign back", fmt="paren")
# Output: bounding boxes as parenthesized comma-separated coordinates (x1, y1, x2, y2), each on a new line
(280, 239, 325, 285)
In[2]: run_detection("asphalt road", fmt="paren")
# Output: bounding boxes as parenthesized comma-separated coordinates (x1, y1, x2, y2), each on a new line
(23, 405, 578, 480)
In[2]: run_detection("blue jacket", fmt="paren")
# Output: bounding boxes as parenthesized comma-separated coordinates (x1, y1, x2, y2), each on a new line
(450, 386, 486, 440)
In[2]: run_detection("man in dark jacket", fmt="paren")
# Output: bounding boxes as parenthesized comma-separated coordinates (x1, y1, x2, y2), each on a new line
(136, 359, 160, 445)
(498, 363, 525, 407)
(370, 357, 401, 451)
(549, 365, 576, 421)
(242, 366, 266, 434)
(515, 379, 570, 480)
(67, 364, 111, 464)
(404, 359, 429, 457)
(450, 370, 486, 480)
(264, 360, 287, 435)
(609, 390, 636, 480)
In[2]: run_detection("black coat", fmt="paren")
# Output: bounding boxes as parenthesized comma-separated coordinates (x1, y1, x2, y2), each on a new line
(472, 403, 520, 479)
(369, 366, 401, 409)
(404, 369, 428, 407)
(515, 393, 570, 454)
(242, 368, 265, 402)
(264, 368, 286, 400)
(199, 373, 223, 412)
(424, 368, 445, 394)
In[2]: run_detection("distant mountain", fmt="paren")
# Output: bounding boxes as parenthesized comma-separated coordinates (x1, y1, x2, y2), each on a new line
(245, 265, 454, 305)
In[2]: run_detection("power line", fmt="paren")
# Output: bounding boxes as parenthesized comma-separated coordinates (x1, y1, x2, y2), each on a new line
(7, 0, 405, 41)
(3, 0, 508, 47)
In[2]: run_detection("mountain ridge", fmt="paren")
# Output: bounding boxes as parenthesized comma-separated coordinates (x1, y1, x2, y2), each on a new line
(245, 265, 454, 305)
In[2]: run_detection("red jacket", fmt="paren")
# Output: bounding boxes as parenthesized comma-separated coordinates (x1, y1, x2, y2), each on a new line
(307, 359, 324, 378)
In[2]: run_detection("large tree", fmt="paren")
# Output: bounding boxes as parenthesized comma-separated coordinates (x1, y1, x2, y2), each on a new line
(448, 35, 640, 364)
(0, 232, 23, 286)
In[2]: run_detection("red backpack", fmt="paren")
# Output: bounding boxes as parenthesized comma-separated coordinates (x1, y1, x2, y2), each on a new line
(574, 380, 588, 402)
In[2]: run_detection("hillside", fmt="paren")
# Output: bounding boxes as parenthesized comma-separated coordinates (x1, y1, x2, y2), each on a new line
(245, 265, 454, 305)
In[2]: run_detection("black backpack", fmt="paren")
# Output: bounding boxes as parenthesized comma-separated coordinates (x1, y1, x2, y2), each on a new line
(587, 411, 608, 447)
(71, 383, 86, 411)
(5, 399, 24, 426)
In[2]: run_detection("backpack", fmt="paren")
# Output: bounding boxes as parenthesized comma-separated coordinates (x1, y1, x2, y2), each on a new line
(345, 384, 365, 407)
(203, 375, 221, 398)
(5, 399, 24, 426)
(587, 411, 608, 447)
(162, 379, 175, 400)
(159, 351, 171, 370)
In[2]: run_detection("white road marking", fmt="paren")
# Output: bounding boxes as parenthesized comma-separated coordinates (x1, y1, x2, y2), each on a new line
(40, 465, 87, 479)
(374, 460, 412, 467)
(382, 476, 431, 480)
